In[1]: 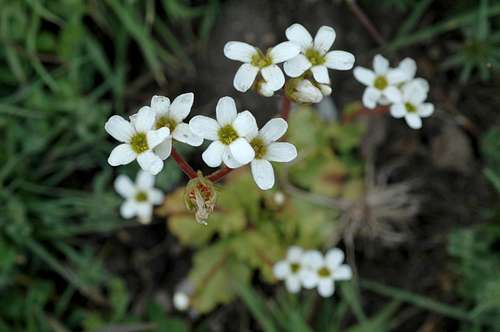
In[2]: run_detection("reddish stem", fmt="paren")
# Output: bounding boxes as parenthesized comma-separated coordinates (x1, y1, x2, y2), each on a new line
(280, 95, 292, 121)
(171, 147, 197, 179)
(207, 166, 233, 183)
(346, 0, 385, 46)
(343, 105, 389, 123)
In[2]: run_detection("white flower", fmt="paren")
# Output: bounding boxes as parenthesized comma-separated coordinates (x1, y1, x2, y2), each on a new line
(353, 54, 406, 109)
(284, 23, 355, 84)
(390, 80, 434, 129)
(245, 118, 297, 189)
(142, 93, 203, 160)
(300, 248, 352, 297)
(189, 96, 256, 168)
(173, 292, 190, 311)
(273, 246, 306, 293)
(224, 40, 300, 93)
(397, 57, 429, 92)
(105, 108, 170, 175)
(114, 170, 164, 224)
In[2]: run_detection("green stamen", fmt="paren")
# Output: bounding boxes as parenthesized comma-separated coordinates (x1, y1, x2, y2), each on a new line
(290, 263, 301, 273)
(155, 116, 177, 131)
(305, 48, 325, 66)
(374, 76, 388, 90)
(405, 102, 417, 113)
(130, 132, 149, 154)
(135, 191, 148, 202)
(250, 137, 267, 159)
(251, 50, 273, 68)
(218, 125, 239, 145)
(318, 266, 331, 277)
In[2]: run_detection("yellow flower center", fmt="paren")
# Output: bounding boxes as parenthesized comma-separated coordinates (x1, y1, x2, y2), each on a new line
(251, 50, 273, 68)
(218, 125, 239, 145)
(374, 76, 388, 90)
(318, 266, 331, 277)
(130, 132, 149, 154)
(155, 116, 177, 131)
(305, 48, 325, 66)
(250, 137, 267, 159)
(290, 262, 301, 273)
(405, 102, 417, 113)
(135, 191, 148, 202)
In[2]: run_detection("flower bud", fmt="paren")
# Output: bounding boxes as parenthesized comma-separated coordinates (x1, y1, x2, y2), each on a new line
(184, 173, 217, 225)
(285, 78, 323, 103)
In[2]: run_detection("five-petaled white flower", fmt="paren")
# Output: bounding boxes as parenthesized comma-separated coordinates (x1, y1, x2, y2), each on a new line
(300, 248, 352, 297)
(105, 108, 170, 175)
(224, 40, 300, 93)
(353, 54, 405, 109)
(284, 23, 355, 84)
(390, 80, 434, 129)
(245, 118, 297, 190)
(114, 170, 164, 224)
(189, 96, 256, 168)
(142, 93, 203, 160)
(273, 246, 306, 293)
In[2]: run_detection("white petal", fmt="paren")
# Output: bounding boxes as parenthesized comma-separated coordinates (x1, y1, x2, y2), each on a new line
(283, 54, 312, 77)
(404, 81, 427, 105)
(373, 54, 389, 75)
(151, 95, 170, 115)
(333, 265, 352, 281)
(273, 261, 290, 279)
(137, 151, 164, 175)
(222, 148, 243, 169)
(147, 127, 170, 149)
(258, 81, 276, 97)
(136, 170, 155, 189)
(216, 96, 238, 126)
(229, 138, 255, 165)
(266, 142, 297, 162)
(362, 87, 382, 109)
(223, 41, 257, 62)
(251, 159, 275, 190)
(189, 116, 220, 141)
(133, 106, 156, 132)
(319, 84, 332, 96)
(114, 175, 135, 198)
(285, 276, 301, 293)
(169, 92, 194, 122)
(172, 123, 203, 146)
(120, 200, 137, 219)
(353, 67, 375, 86)
(325, 248, 344, 268)
(285, 23, 313, 51)
(302, 250, 324, 269)
(233, 63, 259, 92)
(269, 41, 300, 63)
(413, 77, 430, 93)
(383, 86, 402, 103)
(310, 65, 330, 84)
(417, 103, 434, 117)
(294, 79, 323, 103)
(387, 69, 406, 85)
(317, 279, 335, 297)
(233, 110, 257, 137)
(154, 138, 172, 160)
(314, 26, 336, 55)
(398, 57, 416, 81)
(405, 113, 422, 129)
(105, 115, 135, 143)
(202, 141, 225, 167)
(148, 188, 164, 204)
(261, 65, 285, 90)
(325, 51, 355, 70)
(108, 144, 136, 166)
(390, 103, 406, 118)
(287, 246, 304, 262)
(299, 270, 319, 289)
(259, 118, 288, 144)
(135, 202, 153, 224)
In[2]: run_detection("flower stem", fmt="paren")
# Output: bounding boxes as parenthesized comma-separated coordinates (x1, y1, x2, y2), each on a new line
(207, 166, 233, 183)
(343, 105, 389, 122)
(171, 147, 197, 179)
(280, 95, 292, 121)
(346, 0, 385, 46)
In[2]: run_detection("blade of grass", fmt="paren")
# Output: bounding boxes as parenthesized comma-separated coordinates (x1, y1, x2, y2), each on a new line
(395, 0, 434, 39)
(236, 284, 279, 332)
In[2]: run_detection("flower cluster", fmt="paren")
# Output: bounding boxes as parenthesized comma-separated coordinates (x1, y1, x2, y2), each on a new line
(354, 55, 434, 129)
(273, 246, 352, 297)
(224, 23, 355, 103)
